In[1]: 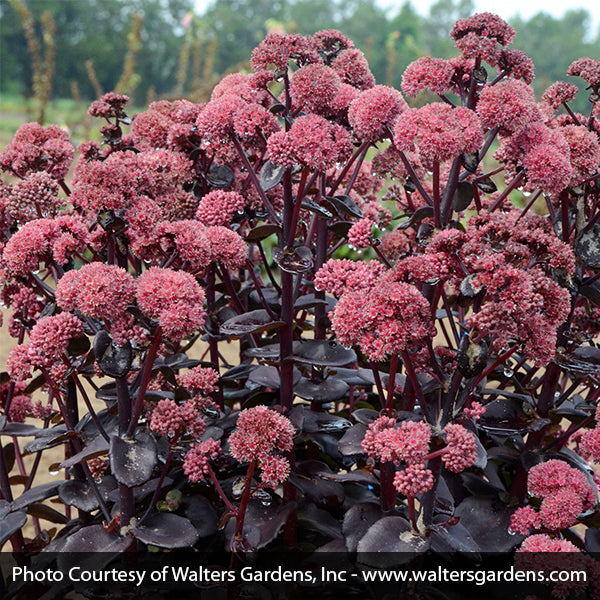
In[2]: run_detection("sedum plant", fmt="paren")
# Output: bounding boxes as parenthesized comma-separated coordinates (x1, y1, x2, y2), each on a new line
(2, 13, 600, 592)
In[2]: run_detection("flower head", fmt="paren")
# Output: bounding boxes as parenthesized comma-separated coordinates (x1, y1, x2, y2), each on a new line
(290, 64, 341, 114)
(393, 464, 434, 497)
(476, 80, 537, 134)
(183, 439, 222, 482)
(442, 423, 478, 472)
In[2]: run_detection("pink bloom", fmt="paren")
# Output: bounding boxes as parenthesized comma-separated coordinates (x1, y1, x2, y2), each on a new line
(259, 454, 291, 489)
(195, 94, 246, 143)
(0, 122, 74, 179)
(204, 226, 247, 269)
(266, 131, 296, 168)
(348, 85, 408, 142)
(347, 218, 374, 250)
(362, 417, 431, 465)
(314, 29, 354, 56)
(5, 171, 60, 223)
(518, 534, 580, 552)
(287, 115, 353, 170)
(442, 424, 478, 472)
(510, 506, 542, 535)
(177, 366, 220, 395)
(136, 267, 206, 342)
(3, 215, 88, 276)
(463, 401, 486, 420)
(250, 33, 319, 72)
(332, 48, 375, 90)
(455, 33, 500, 65)
(314, 258, 386, 298)
(178, 401, 207, 440)
(394, 103, 483, 164)
(561, 124, 600, 186)
(451, 13, 515, 46)
(152, 220, 212, 274)
(331, 279, 435, 362)
(211, 73, 269, 106)
(579, 427, 600, 462)
(568, 58, 600, 86)
(88, 92, 129, 119)
(476, 80, 537, 134)
(402, 57, 455, 97)
(523, 143, 573, 194)
(528, 459, 594, 510)
(498, 49, 535, 84)
(290, 64, 341, 114)
(183, 439, 222, 483)
(229, 406, 295, 463)
(233, 102, 280, 146)
(542, 81, 579, 110)
(55, 262, 135, 321)
(7, 394, 33, 423)
(196, 190, 246, 227)
(87, 457, 108, 480)
(539, 489, 583, 530)
(393, 464, 434, 497)
(150, 399, 185, 438)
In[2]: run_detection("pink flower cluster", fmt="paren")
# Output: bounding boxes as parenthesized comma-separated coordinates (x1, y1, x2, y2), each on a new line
(55, 262, 135, 321)
(511, 459, 595, 534)
(568, 58, 600, 86)
(314, 258, 386, 298)
(3, 215, 88, 276)
(330, 278, 435, 362)
(401, 57, 455, 97)
(442, 423, 478, 472)
(183, 439, 222, 483)
(0, 122, 74, 179)
(149, 398, 206, 440)
(394, 103, 483, 164)
(177, 366, 220, 395)
(4, 171, 60, 223)
(7, 312, 84, 383)
(135, 267, 206, 342)
(196, 190, 246, 227)
(228, 406, 295, 489)
(362, 417, 431, 465)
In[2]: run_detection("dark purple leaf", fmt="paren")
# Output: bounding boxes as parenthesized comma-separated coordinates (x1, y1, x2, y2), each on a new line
(1, 422, 45, 437)
(60, 436, 110, 470)
(357, 517, 430, 560)
(294, 377, 349, 403)
(289, 461, 344, 510)
(23, 373, 47, 394)
(246, 223, 282, 240)
(301, 409, 352, 434)
(291, 339, 357, 367)
(0, 511, 27, 546)
(24, 428, 75, 454)
(93, 330, 132, 378)
(430, 522, 480, 553)
(294, 294, 332, 311)
(461, 152, 479, 173)
(272, 245, 313, 273)
(107, 476, 172, 503)
(301, 197, 333, 218)
(131, 513, 199, 548)
(329, 221, 353, 238)
(110, 431, 157, 487)
(11, 481, 62, 511)
(454, 497, 521, 552)
(351, 408, 379, 425)
(585, 528, 600, 553)
(556, 345, 600, 375)
(0, 500, 10, 519)
(181, 496, 218, 538)
(59, 480, 102, 512)
(576, 224, 600, 269)
(476, 177, 497, 193)
(317, 470, 377, 485)
(397, 205, 434, 230)
(325, 195, 363, 219)
(452, 181, 474, 211)
(206, 163, 234, 188)
(243, 502, 296, 549)
(459, 274, 484, 298)
(338, 423, 367, 455)
(68, 334, 91, 356)
(343, 503, 384, 552)
(60, 524, 132, 552)
(478, 398, 530, 435)
(27, 502, 68, 524)
(259, 160, 286, 191)
(220, 309, 284, 338)
(2, 442, 14, 473)
(298, 503, 343, 539)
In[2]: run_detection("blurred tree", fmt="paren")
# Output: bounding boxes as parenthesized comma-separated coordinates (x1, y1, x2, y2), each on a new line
(0, 0, 193, 102)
